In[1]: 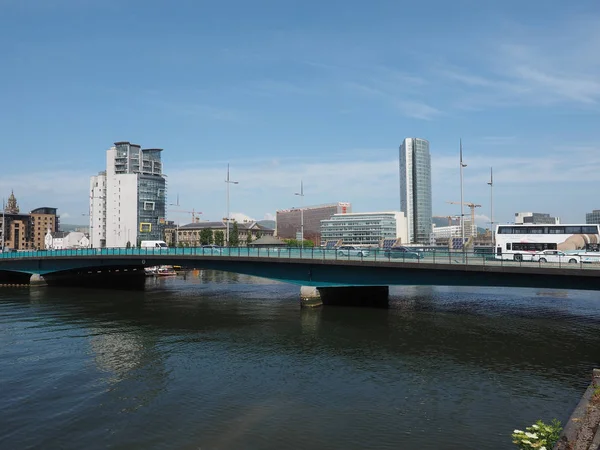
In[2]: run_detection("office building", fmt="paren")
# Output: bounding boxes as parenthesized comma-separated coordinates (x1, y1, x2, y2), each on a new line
(586, 210, 600, 225)
(515, 212, 560, 225)
(90, 141, 167, 248)
(321, 211, 408, 246)
(400, 137, 432, 244)
(276, 202, 351, 243)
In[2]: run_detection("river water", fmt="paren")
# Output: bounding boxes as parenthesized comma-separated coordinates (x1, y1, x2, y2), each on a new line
(0, 270, 599, 450)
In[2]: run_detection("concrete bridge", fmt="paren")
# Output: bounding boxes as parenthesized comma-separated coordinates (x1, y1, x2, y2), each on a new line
(1, 247, 600, 306)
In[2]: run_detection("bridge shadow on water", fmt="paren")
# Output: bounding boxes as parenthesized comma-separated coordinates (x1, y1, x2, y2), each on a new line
(6, 271, 599, 391)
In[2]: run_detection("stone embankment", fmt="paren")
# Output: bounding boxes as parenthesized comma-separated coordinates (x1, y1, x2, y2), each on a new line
(555, 369, 600, 450)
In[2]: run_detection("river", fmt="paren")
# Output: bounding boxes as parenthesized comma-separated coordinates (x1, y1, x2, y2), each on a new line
(1, 270, 599, 449)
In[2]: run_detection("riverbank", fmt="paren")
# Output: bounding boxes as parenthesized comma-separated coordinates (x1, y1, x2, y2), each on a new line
(555, 369, 600, 450)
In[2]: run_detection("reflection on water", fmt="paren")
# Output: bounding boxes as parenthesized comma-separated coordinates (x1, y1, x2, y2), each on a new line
(0, 271, 599, 450)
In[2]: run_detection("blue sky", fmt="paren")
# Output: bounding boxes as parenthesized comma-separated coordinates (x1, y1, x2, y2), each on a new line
(1, 0, 599, 226)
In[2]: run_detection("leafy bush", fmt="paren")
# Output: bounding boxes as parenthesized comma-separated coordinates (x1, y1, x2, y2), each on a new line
(512, 419, 561, 450)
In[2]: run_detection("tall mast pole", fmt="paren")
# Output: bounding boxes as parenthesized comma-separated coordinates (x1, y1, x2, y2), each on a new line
(488, 167, 494, 247)
(226, 164, 230, 246)
(460, 139, 466, 251)
(225, 163, 239, 247)
(1, 198, 5, 251)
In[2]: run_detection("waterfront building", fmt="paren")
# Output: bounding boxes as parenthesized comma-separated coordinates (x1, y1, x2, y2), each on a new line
(0, 192, 59, 250)
(276, 202, 351, 243)
(399, 138, 432, 244)
(89, 142, 167, 248)
(166, 221, 274, 247)
(30, 207, 59, 250)
(585, 210, 600, 225)
(514, 212, 560, 225)
(44, 230, 90, 250)
(320, 211, 408, 246)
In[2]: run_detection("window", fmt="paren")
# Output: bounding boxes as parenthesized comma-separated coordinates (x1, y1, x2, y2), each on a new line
(144, 201, 155, 211)
(565, 226, 582, 234)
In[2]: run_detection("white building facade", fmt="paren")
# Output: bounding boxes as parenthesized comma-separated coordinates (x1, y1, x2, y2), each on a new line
(400, 138, 432, 245)
(515, 212, 560, 225)
(45, 231, 91, 250)
(90, 142, 167, 248)
(320, 212, 408, 246)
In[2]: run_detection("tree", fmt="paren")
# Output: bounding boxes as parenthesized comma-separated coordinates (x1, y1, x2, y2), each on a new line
(255, 230, 262, 239)
(214, 230, 225, 247)
(200, 228, 213, 245)
(229, 221, 239, 247)
(246, 230, 253, 246)
(126, 241, 131, 248)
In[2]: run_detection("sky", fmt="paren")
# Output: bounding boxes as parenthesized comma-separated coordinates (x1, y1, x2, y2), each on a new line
(1, 0, 599, 227)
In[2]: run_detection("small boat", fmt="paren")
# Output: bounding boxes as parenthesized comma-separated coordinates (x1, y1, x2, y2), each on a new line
(155, 265, 177, 277)
(145, 265, 177, 277)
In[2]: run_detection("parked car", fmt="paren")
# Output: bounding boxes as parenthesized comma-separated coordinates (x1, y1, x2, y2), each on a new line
(530, 250, 580, 264)
(384, 246, 422, 259)
(201, 244, 223, 254)
(337, 245, 370, 257)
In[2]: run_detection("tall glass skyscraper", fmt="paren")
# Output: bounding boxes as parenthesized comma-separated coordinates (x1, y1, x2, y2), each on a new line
(399, 138, 432, 244)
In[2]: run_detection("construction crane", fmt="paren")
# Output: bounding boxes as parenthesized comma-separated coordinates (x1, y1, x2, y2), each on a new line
(447, 201, 481, 236)
(169, 209, 203, 223)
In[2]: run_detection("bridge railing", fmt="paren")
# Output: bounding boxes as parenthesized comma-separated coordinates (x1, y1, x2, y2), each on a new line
(1, 247, 599, 270)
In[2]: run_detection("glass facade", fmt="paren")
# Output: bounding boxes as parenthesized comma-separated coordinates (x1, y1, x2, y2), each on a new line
(137, 175, 167, 243)
(586, 210, 600, 225)
(321, 213, 402, 245)
(400, 138, 432, 244)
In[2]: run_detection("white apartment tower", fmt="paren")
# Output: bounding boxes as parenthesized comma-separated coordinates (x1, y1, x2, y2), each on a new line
(399, 137, 432, 244)
(89, 142, 167, 248)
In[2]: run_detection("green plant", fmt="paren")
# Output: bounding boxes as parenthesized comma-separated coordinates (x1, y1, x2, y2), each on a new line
(214, 230, 225, 247)
(200, 228, 213, 245)
(512, 419, 562, 450)
(593, 385, 600, 402)
(246, 231, 253, 246)
(229, 221, 239, 247)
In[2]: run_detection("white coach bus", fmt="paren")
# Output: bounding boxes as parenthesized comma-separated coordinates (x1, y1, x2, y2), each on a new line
(495, 224, 600, 262)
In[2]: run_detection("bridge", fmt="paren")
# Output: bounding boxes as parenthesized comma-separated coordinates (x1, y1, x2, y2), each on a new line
(2, 247, 600, 307)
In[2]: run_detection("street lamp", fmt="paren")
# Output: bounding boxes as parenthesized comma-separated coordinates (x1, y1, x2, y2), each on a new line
(225, 163, 238, 246)
(294, 180, 304, 248)
(487, 167, 494, 247)
(459, 139, 467, 251)
(1, 198, 5, 252)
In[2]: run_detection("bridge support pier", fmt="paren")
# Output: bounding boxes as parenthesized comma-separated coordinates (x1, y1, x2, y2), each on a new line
(300, 285, 389, 308)
(29, 274, 47, 287)
(300, 286, 323, 308)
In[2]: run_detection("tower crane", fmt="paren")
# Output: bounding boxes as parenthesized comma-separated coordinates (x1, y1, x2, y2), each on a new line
(169, 209, 203, 223)
(447, 201, 481, 236)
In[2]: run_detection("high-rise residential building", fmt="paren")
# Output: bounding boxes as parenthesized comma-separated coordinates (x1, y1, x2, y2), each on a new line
(89, 141, 167, 248)
(276, 202, 351, 243)
(320, 211, 408, 246)
(514, 212, 560, 225)
(399, 137, 432, 244)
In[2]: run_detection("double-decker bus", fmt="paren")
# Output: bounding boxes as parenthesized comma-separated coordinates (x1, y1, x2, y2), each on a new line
(495, 224, 600, 262)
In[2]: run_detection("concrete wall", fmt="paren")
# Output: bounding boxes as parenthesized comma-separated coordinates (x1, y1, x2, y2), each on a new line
(106, 173, 138, 248)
